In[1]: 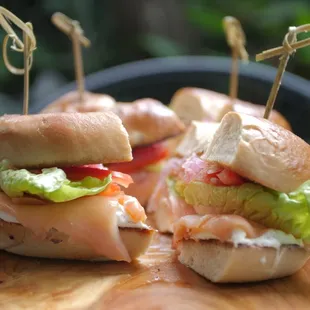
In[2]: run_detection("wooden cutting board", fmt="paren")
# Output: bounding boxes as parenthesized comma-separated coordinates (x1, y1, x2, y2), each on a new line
(1, 231, 310, 310)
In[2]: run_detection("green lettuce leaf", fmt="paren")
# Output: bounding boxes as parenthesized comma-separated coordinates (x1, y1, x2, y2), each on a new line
(0, 166, 112, 203)
(175, 180, 310, 242)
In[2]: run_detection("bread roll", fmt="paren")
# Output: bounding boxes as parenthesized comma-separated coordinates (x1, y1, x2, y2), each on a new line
(0, 112, 132, 168)
(233, 101, 291, 131)
(170, 87, 291, 130)
(0, 220, 153, 261)
(40, 91, 185, 148)
(176, 121, 219, 157)
(203, 112, 310, 193)
(170, 88, 233, 125)
(177, 239, 310, 283)
(40, 91, 116, 113)
(114, 98, 185, 147)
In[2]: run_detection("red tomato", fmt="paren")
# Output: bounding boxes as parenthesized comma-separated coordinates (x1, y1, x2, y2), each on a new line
(62, 165, 111, 181)
(216, 168, 245, 186)
(107, 143, 169, 173)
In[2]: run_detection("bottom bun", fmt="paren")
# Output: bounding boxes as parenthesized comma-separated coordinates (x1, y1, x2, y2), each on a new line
(125, 171, 160, 206)
(177, 239, 310, 283)
(0, 220, 154, 261)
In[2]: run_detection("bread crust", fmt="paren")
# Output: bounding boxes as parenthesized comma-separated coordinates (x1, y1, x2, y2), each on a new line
(114, 98, 185, 147)
(177, 239, 310, 283)
(0, 112, 132, 168)
(176, 121, 219, 157)
(233, 101, 291, 131)
(204, 112, 310, 193)
(170, 88, 233, 125)
(40, 91, 116, 113)
(170, 87, 291, 130)
(0, 220, 154, 261)
(40, 91, 185, 147)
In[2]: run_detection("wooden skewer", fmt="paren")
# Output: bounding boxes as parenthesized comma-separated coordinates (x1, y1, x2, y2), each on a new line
(0, 7, 36, 115)
(256, 24, 310, 119)
(51, 12, 91, 105)
(223, 16, 249, 103)
(23, 23, 32, 115)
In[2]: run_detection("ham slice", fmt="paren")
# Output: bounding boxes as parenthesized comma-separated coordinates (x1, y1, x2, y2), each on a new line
(0, 192, 147, 262)
(147, 158, 196, 231)
(173, 214, 267, 247)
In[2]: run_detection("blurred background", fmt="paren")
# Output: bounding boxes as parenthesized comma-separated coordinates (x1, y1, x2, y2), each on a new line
(0, 0, 309, 114)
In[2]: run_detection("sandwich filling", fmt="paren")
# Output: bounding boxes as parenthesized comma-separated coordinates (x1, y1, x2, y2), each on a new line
(150, 154, 310, 247)
(0, 160, 150, 261)
(107, 142, 169, 174)
(107, 142, 170, 205)
(173, 215, 304, 249)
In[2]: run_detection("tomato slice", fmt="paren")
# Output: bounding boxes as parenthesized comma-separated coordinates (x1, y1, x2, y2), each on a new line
(216, 168, 245, 186)
(107, 143, 169, 173)
(62, 165, 111, 181)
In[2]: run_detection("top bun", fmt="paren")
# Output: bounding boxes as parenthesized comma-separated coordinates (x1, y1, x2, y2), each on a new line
(0, 112, 132, 168)
(114, 98, 185, 147)
(40, 91, 185, 148)
(203, 112, 310, 193)
(40, 91, 116, 113)
(170, 87, 291, 131)
(233, 101, 291, 131)
(176, 121, 219, 157)
(170, 88, 233, 125)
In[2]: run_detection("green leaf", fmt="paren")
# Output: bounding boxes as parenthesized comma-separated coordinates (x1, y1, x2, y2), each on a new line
(0, 162, 112, 202)
(176, 180, 310, 242)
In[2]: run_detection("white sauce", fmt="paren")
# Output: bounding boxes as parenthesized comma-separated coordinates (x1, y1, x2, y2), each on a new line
(0, 197, 149, 229)
(115, 197, 149, 229)
(194, 228, 304, 249)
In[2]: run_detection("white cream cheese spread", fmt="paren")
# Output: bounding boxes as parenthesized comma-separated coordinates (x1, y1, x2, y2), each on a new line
(194, 229, 304, 249)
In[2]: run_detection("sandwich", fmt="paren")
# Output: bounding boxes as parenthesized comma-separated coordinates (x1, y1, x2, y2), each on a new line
(147, 121, 220, 233)
(170, 87, 291, 130)
(0, 112, 154, 261)
(40, 91, 185, 205)
(172, 112, 310, 282)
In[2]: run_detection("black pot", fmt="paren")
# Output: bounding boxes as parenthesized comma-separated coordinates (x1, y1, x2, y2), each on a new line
(32, 56, 310, 141)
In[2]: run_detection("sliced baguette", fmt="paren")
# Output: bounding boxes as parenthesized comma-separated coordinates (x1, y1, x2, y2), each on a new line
(0, 112, 132, 168)
(177, 239, 310, 283)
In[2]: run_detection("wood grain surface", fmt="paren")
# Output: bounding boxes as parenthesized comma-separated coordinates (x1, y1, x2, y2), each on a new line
(1, 232, 310, 310)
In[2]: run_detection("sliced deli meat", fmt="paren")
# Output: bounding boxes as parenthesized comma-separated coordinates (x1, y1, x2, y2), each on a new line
(0, 193, 147, 262)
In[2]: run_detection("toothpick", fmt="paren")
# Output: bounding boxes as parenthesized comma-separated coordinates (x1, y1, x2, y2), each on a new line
(256, 24, 310, 119)
(0, 7, 36, 115)
(51, 12, 91, 105)
(23, 23, 32, 115)
(223, 16, 249, 102)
